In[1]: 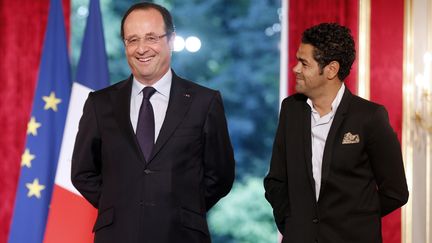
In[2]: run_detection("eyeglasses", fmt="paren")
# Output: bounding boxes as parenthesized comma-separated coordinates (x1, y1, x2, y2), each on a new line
(124, 33, 168, 47)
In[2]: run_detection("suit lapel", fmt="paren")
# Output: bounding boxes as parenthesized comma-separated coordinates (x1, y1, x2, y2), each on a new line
(110, 76, 147, 164)
(319, 88, 352, 198)
(302, 102, 316, 196)
(147, 73, 193, 163)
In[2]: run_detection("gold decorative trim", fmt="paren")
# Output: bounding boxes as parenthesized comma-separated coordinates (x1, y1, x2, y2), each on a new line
(402, 0, 413, 242)
(358, 0, 371, 100)
(427, 134, 431, 243)
(427, 2, 432, 242)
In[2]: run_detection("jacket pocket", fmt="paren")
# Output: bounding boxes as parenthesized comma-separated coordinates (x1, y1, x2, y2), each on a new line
(172, 127, 201, 137)
(180, 207, 209, 236)
(93, 207, 114, 232)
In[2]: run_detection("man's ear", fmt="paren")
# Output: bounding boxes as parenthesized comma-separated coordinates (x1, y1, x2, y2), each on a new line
(325, 61, 340, 80)
(169, 32, 176, 50)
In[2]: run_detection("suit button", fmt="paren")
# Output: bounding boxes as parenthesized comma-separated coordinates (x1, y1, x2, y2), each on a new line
(312, 218, 319, 224)
(144, 169, 153, 174)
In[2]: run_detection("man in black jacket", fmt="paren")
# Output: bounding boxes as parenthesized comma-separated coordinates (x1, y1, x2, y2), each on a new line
(264, 23, 408, 243)
(71, 3, 235, 243)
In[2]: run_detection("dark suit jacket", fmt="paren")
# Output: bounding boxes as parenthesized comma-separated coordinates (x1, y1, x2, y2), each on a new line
(71, 71, 235, 243)
(264, 88, 408, 243)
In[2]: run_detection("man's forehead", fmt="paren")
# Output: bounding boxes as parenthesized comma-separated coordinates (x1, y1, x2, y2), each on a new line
(124, 9, 164, 25)
(297, 43, 314, 58)
(123, 9, 165, 34)
(127, 8, 162, 18)
(298, 43, 314, 52)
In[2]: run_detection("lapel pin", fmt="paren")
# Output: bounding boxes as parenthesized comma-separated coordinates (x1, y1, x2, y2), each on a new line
(184, 93, 191, 98)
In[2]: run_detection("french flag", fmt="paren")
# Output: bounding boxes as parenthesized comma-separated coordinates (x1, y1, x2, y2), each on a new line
(44, 0, 109, 242)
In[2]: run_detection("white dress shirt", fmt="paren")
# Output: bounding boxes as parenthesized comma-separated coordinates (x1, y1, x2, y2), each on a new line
(130, 69, 172, 142)
(307, 83, 345, 201)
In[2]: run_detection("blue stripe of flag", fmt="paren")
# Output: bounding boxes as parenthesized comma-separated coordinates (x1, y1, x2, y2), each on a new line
(76, 0, 110, 89)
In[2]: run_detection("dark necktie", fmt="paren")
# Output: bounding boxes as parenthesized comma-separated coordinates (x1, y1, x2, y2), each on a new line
(136, 86, 156, 161)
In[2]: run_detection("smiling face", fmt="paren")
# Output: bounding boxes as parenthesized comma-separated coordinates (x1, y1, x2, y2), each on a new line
(292, 43, 328, 99)
(123, 8, 174, 85)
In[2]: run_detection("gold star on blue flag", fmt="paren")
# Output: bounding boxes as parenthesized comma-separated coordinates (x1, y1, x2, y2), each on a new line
(8, 0, 71, 242)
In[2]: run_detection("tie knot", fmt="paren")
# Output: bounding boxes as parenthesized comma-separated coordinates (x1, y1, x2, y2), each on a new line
(142, 86, 156, 99)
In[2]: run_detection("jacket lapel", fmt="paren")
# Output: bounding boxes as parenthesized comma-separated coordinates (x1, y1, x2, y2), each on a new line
(147, 72, 193, 163)
(110, 76, 147, 164)
(319, 88, 352, 199)
(302, 101, 316, 197)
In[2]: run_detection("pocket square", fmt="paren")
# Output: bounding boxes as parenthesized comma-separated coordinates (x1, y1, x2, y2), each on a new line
(342, 132, 360, 144)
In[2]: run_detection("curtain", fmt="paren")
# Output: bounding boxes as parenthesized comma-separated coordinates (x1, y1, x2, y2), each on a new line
(288, 0, 359, 95)
(370, 0, 405, 242)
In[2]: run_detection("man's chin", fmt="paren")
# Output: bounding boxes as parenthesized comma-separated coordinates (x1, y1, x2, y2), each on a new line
(294, 85, 303, 93)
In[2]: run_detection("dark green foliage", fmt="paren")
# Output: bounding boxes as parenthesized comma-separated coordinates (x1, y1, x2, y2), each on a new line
(170, 0, 280, 179)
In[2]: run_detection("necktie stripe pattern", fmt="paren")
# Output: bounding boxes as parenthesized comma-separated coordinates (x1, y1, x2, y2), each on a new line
(136, 86, 156, 161)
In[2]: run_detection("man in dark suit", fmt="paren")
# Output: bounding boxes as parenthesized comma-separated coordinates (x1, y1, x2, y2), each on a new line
(71, 2, 235, 243)
(264, 23, 408, 243)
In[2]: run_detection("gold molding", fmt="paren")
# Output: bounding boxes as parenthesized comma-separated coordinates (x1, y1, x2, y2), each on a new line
(402, 0, 413, 242)
(358, 0, 371, 99)
(427, 136, 431, 243)
(427, 2, 432, 242)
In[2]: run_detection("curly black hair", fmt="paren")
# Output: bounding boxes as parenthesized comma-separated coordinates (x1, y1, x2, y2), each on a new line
(302, 23, 356, 81)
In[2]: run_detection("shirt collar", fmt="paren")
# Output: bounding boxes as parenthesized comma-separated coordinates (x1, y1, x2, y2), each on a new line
(306, 83, 345, 116)
(131, 69, 172, 97)
(331, 83, 345, 114)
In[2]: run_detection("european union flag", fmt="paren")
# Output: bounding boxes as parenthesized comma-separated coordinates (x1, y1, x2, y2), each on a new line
(8, 0, 71, 242)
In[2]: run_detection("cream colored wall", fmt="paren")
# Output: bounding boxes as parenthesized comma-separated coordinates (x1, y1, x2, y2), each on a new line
(403, 0, 432, 242)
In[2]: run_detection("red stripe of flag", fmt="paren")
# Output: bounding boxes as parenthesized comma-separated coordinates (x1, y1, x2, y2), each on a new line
(44, 185, 96, 243)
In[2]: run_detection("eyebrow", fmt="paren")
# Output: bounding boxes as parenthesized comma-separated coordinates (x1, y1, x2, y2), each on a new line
(124, 34, 138, 39)
(144, 32, 158, 36)
(125, 32, 159, 38)
(297, 57, 309, 64)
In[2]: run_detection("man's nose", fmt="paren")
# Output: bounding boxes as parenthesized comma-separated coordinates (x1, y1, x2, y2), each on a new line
(136, 39, 154, 53)
(292, 62, 301, 73)
(136, 41, 149, 54)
